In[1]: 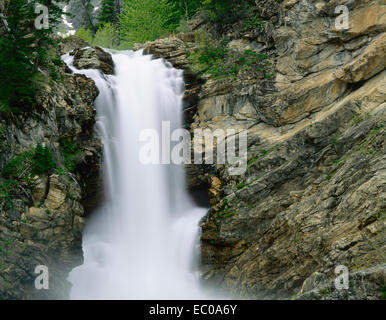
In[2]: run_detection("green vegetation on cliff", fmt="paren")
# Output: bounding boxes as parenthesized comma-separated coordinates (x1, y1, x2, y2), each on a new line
(0, 0, 69, 114)
(186, 32, 272, 80)
(2, 145, 56, 179)
(119, 0, 176, 47)
(0, 144, 56, 210)
(75, 0, 255, 49)
(59, 139, 83, 172)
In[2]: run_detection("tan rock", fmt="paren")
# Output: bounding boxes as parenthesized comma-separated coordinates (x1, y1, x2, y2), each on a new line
(278, 70, 347, 125)
(344, 3, 386, 38)
(45, 175, 66, 211)
(336, 33, 386, 83)
(27, 207, 47, 220)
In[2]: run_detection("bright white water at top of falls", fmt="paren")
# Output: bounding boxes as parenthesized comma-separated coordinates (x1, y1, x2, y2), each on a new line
(62, 50, 210, 299)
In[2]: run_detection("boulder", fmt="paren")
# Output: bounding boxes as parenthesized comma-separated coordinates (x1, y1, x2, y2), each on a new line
(73, 46, 114, 75)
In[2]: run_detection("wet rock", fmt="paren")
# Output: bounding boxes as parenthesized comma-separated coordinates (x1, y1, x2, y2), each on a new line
(73, 46, 114, 74)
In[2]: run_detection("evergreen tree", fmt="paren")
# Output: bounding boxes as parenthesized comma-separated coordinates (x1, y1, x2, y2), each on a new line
(0, 0, 69, 113)
(33, 0, 70, 63)
(168, 0, 202, 28)
(0, 0, 37, 112)
(82, 0, 96, 33)
(99, 0, 120, 26)
(68, 0, 97, 33)
(119, 0, 176, 46)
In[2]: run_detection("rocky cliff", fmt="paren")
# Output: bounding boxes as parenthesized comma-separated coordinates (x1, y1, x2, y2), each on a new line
(136, 0, 385, 299)
(1, 0, 384, 300)
(0, 41, 103, 299)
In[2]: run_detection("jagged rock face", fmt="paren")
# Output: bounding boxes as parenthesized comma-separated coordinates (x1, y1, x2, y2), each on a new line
(202, 0, 386, 299)
(137, 0, 385, 299)
(73, 46, 115, 75)
(0, 46, 102, 299)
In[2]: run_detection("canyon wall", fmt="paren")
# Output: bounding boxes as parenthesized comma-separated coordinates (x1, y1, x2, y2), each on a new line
(0, 40, 103, 299)
(0, 0, 384, 300)
(138, 0, 386, 299)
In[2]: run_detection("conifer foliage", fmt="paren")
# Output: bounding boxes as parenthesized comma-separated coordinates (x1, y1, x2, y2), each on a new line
(99, 0, 121, 26)
(0, 0, 36, 112)
(119, 0, 176, 46)
(0, 0, 68, 113)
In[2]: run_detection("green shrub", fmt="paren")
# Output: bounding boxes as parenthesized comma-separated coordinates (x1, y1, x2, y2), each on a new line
(119, 0, 177, 47)
(243, 14, 265, 31)
(60, 139, 82, 172)
(248, 157, 257, 166)
(93, 23, 120, 49)
(32, 145, 56, 175)
(381, 285, 386, 299)
(51, 56, 64, 67)
(2, 152, 32, 179)
(75, 24, 122, 50)
(2, 145, 57, 180)
(189, 35, 271, 79)
(188, 34, 230, 77)
(49, 65, 62, 82)
(0, 180, 19, 210)
(236, 182, 245, 189)
(57, 167, 65, 176)
(223, 211, 236, 219)
(75, 27, 93, 44)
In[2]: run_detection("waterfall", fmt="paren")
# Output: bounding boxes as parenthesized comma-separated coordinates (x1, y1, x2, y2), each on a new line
(62, 50, 209, 299)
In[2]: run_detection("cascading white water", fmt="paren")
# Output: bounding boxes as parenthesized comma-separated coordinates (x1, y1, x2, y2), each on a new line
(62, 50, 209, 299)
